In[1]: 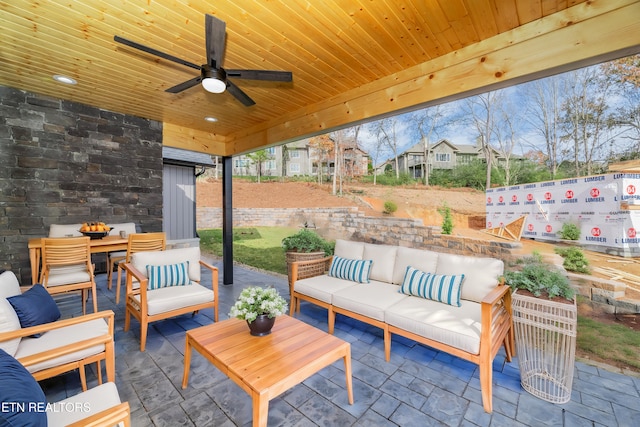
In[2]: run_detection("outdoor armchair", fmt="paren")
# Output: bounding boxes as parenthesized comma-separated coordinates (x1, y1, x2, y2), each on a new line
(122, 246, 218, 351)
(106, 222, 138, 291)
(0, 271, 115, 391)
(0, 348, 129, 427)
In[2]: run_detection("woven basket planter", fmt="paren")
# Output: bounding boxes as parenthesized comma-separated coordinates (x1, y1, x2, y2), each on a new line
(512, 290, 577, 404)
(285, 251, 326, 291)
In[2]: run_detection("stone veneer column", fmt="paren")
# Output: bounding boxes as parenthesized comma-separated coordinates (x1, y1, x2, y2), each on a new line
(0, 85, 163, 284)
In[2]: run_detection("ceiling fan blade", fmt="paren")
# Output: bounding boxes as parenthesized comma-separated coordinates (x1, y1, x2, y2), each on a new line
(114, 35, 201, 71)
(205, 14, 226, 69)
(226, 69, 293, 82)
(227, 81, 256, 106)
(165, 76, 202, 93)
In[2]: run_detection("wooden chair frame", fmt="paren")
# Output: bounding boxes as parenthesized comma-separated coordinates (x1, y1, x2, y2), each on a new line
(115, 232, 166, 304)
(40, 236, 97, 314)
(0, 310, 116, 391)
(123, 259, 218, 351)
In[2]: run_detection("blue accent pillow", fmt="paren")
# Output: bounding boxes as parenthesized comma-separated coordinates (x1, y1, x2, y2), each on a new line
(146, 261, 190, 290)
(7, 284, 61, 329)
(0, 348, 47, 426)
(400, 266, 464, 307)
(328, 256, 372, 283)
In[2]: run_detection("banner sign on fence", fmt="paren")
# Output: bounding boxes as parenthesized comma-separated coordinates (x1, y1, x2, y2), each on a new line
(486, 173, 640, 256)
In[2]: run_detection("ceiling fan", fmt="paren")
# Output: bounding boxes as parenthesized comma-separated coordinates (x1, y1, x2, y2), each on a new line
(114, 14, 292, 106)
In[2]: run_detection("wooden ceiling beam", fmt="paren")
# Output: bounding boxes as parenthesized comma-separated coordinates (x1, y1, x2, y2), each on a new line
(224, 0, 640, 156)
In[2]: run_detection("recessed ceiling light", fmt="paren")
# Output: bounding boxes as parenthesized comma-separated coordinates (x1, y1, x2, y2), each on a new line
(204, 116, 218, 122)
(53, 75, 77, 85)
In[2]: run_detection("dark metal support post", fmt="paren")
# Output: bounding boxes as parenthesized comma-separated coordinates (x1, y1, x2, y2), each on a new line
(222, 156, 233, 284)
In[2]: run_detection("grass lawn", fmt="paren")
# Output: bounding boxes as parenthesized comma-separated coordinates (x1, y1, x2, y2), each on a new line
(199, 226, 640, 372)
(198, 226, 298, 275)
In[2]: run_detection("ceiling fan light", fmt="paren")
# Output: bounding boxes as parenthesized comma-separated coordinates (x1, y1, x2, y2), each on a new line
(202, 78, 226, 93)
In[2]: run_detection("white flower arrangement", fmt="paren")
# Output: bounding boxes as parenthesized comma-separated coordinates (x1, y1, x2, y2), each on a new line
(229, 286, 288, 323)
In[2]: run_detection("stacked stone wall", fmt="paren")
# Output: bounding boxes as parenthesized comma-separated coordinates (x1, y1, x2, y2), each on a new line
(0, 86, 163, 284)
(197, 207, 521, 261)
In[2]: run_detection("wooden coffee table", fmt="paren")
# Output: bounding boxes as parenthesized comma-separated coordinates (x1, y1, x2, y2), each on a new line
(182, 315, 353, 427)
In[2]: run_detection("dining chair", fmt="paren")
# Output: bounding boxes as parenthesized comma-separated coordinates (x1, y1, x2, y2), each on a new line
(115, 232, 166, 304)
(39, 236, 98, 314)
(106, 222, 137, 291)
(122, 246, 218, 351)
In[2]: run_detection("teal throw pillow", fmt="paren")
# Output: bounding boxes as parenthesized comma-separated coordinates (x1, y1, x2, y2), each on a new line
(328, 256, 372, 283)
(400, 266, 464, 307)
(146, 261, 190, 290)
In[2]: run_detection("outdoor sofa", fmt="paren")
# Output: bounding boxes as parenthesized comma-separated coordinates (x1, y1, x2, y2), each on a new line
(289, 239, 514, 413)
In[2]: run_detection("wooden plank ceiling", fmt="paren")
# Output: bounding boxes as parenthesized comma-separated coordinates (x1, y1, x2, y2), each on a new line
(1, 1, 639, 156)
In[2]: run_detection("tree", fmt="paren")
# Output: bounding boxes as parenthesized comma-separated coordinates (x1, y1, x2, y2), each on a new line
(371, 117, 401, 179)
(494, 97, 521, 186)
(521, 75, 567, 179)
(465, 90, 503, 189)
(364, 122, 392, 185)
(602, 54, 640, 154)
(309, 134, 333, 183)
(280, 145, 289, 182)
(561, 67, 614, 176)
(409, 106, 444, 185)
(246, 149, 271, 183)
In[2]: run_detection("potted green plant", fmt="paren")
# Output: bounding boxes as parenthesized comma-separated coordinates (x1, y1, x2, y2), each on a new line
(229, 286, 288, 336)
(282, 229, 334, 287)
(504, 253, 577, 404)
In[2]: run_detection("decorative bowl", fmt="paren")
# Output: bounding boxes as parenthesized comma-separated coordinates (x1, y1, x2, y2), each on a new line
(80, 227, 113, 240)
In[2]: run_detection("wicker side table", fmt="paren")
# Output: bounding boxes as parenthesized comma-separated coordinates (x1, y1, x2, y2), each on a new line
(512, 290, 577, 404)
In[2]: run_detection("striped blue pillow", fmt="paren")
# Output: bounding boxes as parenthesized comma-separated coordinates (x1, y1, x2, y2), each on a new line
(400, 266, 464, 307)
(328, 256, 372, 283)
(146, 261, 190, 290)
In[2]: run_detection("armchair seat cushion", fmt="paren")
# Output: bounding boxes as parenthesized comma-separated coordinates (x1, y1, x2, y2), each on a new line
(14, 318, 108, 373)
(294, 275, 358, 304)
(46, 382, 122, 427)
(332, 282, 407, 321)
(384, 297, 482, 354)
(133, 283, 214, 315)
(44, 265, 92, 286)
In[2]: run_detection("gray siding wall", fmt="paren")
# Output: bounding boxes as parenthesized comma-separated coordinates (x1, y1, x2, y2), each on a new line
(163, 164, 195, 240)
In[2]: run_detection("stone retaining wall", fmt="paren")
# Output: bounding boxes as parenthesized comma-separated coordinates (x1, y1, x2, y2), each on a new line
(197, 207, 521, 261)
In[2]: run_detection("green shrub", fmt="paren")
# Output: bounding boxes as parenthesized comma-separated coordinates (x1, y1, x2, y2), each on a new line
(504, 255, 575, 300)
(438, 202, 453, 235)
(281, 229, 334, 255)
(383, 200, 398, 214)
(559, 223, 581, 240)
(555, 247, 590, 274)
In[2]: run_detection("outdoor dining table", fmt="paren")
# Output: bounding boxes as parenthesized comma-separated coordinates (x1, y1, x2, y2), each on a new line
(28, 235, 128, 285)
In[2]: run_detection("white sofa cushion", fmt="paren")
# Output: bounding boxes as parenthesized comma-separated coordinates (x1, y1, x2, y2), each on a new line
(363, 243, 397, 283)
(47, 382, 122, 427)
(436, 253, 504, 303)
(133, 283, 213, 315)
(14, 318, 108, 373)
(294, 275, 358, 304)
(334, 239, 364, 259)
(0, 271, 22, 356)
(392, 246, 439, 285)
(385, 297, 483, 354)
(332, 281, 407, 321)
(131, 246, 202, 281)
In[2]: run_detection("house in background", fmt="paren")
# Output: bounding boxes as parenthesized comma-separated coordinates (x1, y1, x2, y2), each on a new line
(395, 138, 517, 178)
(233, 137, 370, 179)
